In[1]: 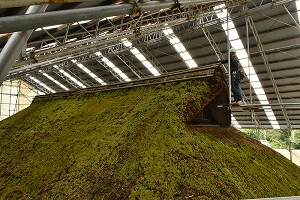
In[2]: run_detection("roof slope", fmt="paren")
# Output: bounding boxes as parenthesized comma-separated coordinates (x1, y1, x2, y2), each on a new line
(0, 68, 300, 199)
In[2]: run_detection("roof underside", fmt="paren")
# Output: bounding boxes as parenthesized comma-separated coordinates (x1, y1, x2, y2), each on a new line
(0, 0, 300, 130)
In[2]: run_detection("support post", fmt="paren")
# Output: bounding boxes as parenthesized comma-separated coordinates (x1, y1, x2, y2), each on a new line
(0, 5, 48, 86)
(288, 129, 293, 162)
(226, 6, 231, 106)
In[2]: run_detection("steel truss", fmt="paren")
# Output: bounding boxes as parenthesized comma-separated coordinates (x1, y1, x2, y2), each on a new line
(35, 64, 218, 98)
(23, 76, 52, 94)
(95, 57, 125, 82)
(246, 12, 293, 131)
(6, 0, 294, 82)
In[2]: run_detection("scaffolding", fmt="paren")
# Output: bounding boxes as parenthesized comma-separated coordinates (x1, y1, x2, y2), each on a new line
(0, 80, 40, 120)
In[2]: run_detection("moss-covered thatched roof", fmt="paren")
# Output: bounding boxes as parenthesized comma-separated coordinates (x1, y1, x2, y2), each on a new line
(0, 68, 300, 199)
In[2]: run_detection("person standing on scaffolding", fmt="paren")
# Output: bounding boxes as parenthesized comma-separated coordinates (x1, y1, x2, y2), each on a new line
(220, 48, 244, 105)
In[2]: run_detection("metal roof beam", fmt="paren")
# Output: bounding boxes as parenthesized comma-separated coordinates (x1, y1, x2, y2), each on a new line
(95, 58, 124, 82)
(0, 0, 101, 9)
(11, 1, 281, 68)
(0, 5, 48, 86)
(6, 0, 297, 83)
(0, 0, 220, 34)
(138, 46, 167, 74)
(114, 53, 146, 79)
(22, 76, 51, 94)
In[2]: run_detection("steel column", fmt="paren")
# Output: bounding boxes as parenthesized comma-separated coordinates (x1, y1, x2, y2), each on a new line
(0, 5, 48, 86)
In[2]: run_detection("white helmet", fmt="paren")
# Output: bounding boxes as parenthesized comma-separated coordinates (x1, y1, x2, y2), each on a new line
(229, 48, 237, 53)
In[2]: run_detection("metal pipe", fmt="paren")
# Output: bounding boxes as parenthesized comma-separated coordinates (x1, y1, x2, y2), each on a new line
(0, 5, 48, 85)
(0, 0, 219, 34)
(283, 6, 300, 29)
(288, 129, 292, 162)
(245, 9, 252, 105)
(227, 6, 231, 105)
(41, 28, 62, 45)
(0, 0, 101, 9)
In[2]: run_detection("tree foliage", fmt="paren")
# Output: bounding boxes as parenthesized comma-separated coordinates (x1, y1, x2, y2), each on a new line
(242, 129, 300, 149)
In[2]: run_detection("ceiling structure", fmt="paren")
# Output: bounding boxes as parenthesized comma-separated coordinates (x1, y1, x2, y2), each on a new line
(0, 0, 300, 130)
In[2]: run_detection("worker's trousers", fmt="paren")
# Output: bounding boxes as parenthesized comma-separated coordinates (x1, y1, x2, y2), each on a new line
(231, 78, 243, 102)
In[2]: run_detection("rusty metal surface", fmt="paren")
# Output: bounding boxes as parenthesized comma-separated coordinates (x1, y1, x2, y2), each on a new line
(0, 0, 97, 9)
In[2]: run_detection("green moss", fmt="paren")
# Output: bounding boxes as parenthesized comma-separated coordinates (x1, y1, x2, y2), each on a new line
(0, 71, 300, 199)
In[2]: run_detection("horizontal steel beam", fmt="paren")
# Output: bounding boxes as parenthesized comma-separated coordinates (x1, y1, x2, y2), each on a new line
(0, 5, 48, 86)
(0, 0, 100, 9)
(0, 0, 219, 34)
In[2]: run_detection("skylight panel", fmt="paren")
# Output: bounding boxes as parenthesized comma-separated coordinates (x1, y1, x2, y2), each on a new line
(95, 52, 131, 82)
(231, 115, 241, 129)
(169, 38, 181, 45)
(28, 75, 56, 93)
(255, 88, 265, 95)
(296, 1, 300, 20)
(122, 39, 132, 47)
(162, 27, 197, 69)
(72, 20, 91, 25)
(130, 48, 140, 55)
(40, 71, 69, 91)
(113, 68, 123, 74)
(65, 38, 78, 43)
(53, 65, 86, 88)
(239, 59, 250, 67)
(101, 57, 109, 63)
(177, 44, 187, 52)
(135, 54, 147, 61)
(35, 25, 62, 31)
(172, 45, 181, 53)
(40, 42, 58, 51)
(180, 52, 192, 60)
(105, 61, 116, 69)
(35, 20, 92, 32)
(147, 67, 161, 75)
(101, 16, 117, 21)
(251, 79, 262, 88)
(215, 4, 280, 129)
(141, 60, 151, 68)
(71, 60, 107, 85)
(121, 39, 161, 76)
(185, 60, 198, 68)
